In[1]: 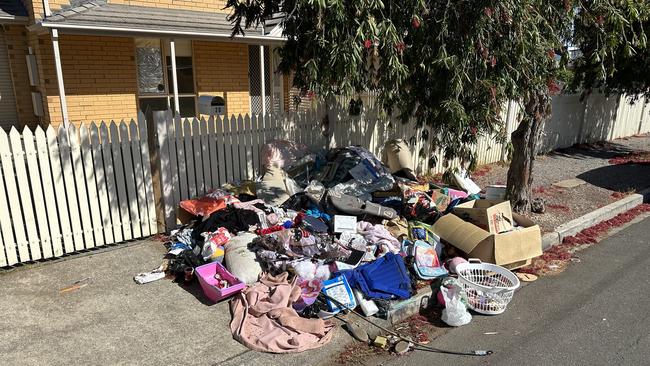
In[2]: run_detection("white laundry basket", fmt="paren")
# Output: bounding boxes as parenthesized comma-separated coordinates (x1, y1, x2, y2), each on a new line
(455, 259, 520, 315)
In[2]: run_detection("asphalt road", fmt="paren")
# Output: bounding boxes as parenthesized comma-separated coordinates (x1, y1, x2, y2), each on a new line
(376, 215, 650, 366)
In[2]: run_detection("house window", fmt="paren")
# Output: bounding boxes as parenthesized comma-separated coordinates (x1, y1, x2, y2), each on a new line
(248, 45, 283, 116)
(136, 38, 197, 118)
(135, 38, 165, 95)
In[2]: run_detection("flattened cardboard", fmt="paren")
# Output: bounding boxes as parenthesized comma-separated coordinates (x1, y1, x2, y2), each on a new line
(177, 207, 198, 225)
(433, 213, 542, 269)
(453, 199, 514, 233)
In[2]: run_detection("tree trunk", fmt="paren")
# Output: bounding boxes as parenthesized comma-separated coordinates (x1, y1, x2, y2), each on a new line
(506, 93, 550, 213)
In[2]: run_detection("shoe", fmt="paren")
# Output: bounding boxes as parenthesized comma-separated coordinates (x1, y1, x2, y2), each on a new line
(345, 322, 369, 343)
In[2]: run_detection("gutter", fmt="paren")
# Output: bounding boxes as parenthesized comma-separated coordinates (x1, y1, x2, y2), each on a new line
(31, 22, 287, 44)
(0, 15, 29, 24)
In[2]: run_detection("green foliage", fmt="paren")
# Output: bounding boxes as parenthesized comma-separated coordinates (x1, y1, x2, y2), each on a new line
(571, 1, 650, 98)
(226, 0, 648, 164)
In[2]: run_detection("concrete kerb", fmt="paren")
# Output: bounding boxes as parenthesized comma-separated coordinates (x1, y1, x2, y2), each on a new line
(542, 186, 650, 250)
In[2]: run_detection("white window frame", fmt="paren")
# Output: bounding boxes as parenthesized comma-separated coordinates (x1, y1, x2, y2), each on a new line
(135, 38, 198, 117)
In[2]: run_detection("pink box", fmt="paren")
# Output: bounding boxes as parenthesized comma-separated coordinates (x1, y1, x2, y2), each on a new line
(195, 262, 246, 303)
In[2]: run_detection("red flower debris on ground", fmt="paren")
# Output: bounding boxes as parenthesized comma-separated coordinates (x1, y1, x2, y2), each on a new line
(532, 185, 565, 197)
(610, 191, 632, 200)
(546, 203, 571, 213)
(519, 203, 650, 276)
(152, 233, 171, 242)
(471, 164, 492, 177)
(608, 151, 650, 165)
(396, 305, 443, 343)
(336, 341, 385, 365)
(398, 314, 432, 342)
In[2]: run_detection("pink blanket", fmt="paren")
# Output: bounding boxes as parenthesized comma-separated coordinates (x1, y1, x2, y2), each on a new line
(230, 272, 336, 353)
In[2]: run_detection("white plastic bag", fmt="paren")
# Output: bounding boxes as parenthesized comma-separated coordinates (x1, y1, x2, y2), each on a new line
(440, 285, 472, 327)
(453, 168, 481, 195)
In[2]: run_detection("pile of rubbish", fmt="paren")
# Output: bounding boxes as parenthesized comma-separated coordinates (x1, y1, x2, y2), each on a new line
(135, 139, 543, 355)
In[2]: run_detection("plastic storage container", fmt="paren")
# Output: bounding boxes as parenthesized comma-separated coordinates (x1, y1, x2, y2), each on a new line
(195, 262, 246, 303)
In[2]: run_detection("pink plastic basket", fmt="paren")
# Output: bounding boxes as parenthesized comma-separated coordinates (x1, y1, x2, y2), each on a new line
(195, 262, 246, 303)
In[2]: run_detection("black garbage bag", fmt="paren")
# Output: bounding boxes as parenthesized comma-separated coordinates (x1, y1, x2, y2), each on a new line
(168, 248, 204, 280)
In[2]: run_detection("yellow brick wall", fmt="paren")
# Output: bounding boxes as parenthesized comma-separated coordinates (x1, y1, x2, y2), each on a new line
(49, 0, 74, 14)
(3, 25, 36, 128)
(22, 0, 230, 21)
(30, 35, 253, 125)
(20, 0, 72, 21)
(38, 35, 138, 126)
(193, 40, 250, 116)
(108, 0, 229, 14)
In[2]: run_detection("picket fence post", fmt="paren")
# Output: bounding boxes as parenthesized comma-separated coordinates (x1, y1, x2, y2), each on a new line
(148, 110, 175, 231)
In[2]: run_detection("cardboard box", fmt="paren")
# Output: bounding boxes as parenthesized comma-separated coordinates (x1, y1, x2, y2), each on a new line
(453, 199, 514, 234)
(177, 206, 198, 225)
(432, 213, 542, 269)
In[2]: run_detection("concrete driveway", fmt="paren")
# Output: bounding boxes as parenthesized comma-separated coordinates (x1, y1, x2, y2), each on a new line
(0, 240, 350, 366)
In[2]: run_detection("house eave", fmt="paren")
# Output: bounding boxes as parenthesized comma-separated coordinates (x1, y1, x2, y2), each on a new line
(34, 21, 286, 44)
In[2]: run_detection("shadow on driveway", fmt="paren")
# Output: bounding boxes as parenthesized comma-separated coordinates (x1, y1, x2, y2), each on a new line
(577, 163, 650, 193)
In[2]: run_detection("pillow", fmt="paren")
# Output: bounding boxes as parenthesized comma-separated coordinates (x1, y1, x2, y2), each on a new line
(224, 232, 262, 285)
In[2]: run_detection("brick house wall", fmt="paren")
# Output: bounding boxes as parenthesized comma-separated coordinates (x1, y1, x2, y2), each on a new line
(40, 34, 139, 125)
(10, 1, 264, 126)
(108, 0, 229, 14)
(32, 35, 256, 126)
(19, 0, 42, 21)
(193, 40, 250, 117)
(23, 0, 228, 20)
(31, 33, 138, 126)
(59, 35, 138, 124)
(19, 0, 72, 20)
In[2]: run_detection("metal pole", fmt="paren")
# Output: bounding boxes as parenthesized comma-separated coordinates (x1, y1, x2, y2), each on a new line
(259, 44, 266, 120)
(51, 29, 69, 127)
(42, 0, 52, 16)
(169, 39, 180, 115)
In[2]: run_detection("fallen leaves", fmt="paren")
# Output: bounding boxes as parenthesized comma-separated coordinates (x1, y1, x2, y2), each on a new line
(520, 203, 650, 276)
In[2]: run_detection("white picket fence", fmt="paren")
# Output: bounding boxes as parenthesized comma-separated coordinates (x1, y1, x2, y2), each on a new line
(0, 119, 157, 266)
(2, 93, 649, 266)
(152, 109, 327, 229)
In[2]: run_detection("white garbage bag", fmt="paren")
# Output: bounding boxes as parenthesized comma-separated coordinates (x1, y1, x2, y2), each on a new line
(440, 285, 472, 327)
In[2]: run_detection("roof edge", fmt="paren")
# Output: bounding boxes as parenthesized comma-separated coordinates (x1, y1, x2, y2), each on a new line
(38, 21, 287, 43)
(0, 15, 29, 24)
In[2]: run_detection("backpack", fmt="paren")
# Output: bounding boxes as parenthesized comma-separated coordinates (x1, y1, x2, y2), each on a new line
(402, 239, 448, 280)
